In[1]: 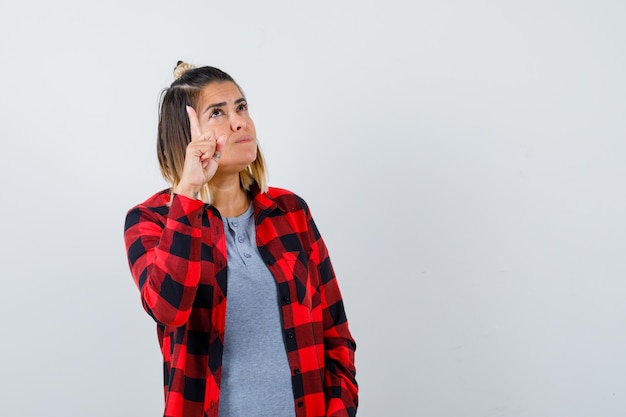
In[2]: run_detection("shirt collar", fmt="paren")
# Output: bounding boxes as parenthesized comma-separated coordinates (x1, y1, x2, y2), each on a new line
(250, 183, 283, 215)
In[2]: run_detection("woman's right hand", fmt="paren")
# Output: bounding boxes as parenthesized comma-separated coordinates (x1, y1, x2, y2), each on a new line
(173, 106, 226, 199)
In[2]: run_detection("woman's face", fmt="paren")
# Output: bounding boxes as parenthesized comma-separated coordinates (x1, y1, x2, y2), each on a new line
(194, 81, 258, 174)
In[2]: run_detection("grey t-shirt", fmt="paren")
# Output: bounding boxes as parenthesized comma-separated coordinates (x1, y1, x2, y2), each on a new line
(218, 203, 296, 417)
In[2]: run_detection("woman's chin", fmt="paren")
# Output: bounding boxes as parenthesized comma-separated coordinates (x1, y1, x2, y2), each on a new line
(216, 159, 257, 175)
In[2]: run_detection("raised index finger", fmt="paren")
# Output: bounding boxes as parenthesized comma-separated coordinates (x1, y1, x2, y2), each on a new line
(186, 105, 203, 141)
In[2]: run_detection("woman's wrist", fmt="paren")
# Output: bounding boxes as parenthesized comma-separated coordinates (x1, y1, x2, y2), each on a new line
(173, 183, 200, 200)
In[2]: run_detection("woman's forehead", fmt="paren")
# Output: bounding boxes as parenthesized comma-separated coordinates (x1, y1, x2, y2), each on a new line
(199, 81, 244, 102)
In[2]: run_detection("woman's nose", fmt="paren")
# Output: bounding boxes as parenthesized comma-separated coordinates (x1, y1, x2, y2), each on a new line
(231, 114, 246, 131)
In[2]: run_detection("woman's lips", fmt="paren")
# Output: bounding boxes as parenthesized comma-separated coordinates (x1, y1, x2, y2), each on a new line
(234, 136, 253, 144)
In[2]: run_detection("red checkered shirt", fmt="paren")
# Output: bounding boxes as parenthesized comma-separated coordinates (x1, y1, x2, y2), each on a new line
(124, 185, 358, 417)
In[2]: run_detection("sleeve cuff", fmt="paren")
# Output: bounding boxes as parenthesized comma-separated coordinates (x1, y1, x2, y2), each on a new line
(169, 193, 206, 225)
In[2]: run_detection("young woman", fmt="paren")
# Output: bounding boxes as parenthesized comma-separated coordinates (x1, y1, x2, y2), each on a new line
(124, 62, 358, 417)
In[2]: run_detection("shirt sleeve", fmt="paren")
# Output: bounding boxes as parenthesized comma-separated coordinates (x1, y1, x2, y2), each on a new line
(124, 194, 207, 327)
(307, 212, 359, 416)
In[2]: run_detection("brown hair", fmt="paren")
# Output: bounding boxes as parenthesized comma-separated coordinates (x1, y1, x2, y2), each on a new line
(157, 61, 268, 202)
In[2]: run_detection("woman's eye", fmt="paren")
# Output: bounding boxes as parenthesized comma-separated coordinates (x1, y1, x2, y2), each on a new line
(237, 103, 248, 112)
(210, 109, 223, 118)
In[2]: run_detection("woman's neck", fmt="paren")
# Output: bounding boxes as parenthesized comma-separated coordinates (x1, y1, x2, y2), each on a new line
(209, 175, 250, 217)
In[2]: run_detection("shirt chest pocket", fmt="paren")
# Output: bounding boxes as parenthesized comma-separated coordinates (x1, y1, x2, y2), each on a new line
(270, 250, 313, 307)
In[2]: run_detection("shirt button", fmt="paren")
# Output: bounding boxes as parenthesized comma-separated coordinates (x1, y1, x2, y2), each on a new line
(282, 295, 290, 304)
(287, 331, 294, 339)
(232, 221, 238, 227)
(293, 368, 301, 375)
(244, 253, 251, 258)
(297, 401, 304, 407)
(238, 236, 244, 243)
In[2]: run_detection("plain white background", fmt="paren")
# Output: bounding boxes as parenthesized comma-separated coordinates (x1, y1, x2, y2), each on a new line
(1, 1, 625, 416)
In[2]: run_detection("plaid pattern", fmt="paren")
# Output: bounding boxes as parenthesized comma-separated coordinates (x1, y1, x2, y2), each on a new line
(124, 185, 357, 417)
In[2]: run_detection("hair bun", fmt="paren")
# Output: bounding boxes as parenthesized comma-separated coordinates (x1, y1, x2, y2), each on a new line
(173, 60, 197, 80)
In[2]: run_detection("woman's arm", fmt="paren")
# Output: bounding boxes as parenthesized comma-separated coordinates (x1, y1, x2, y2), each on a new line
(124, 194, 206, 327)
(307, 214, 358, 416)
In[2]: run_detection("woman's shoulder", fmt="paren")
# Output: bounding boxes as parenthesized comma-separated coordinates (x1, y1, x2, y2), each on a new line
(265, 186, 310, 212)
(125, 189, 171, 226)
(266, 186, 299, 199)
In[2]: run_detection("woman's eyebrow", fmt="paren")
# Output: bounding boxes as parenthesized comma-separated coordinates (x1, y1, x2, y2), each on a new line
(202, 101, 226, 114)
(202, 97, 246, 114)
